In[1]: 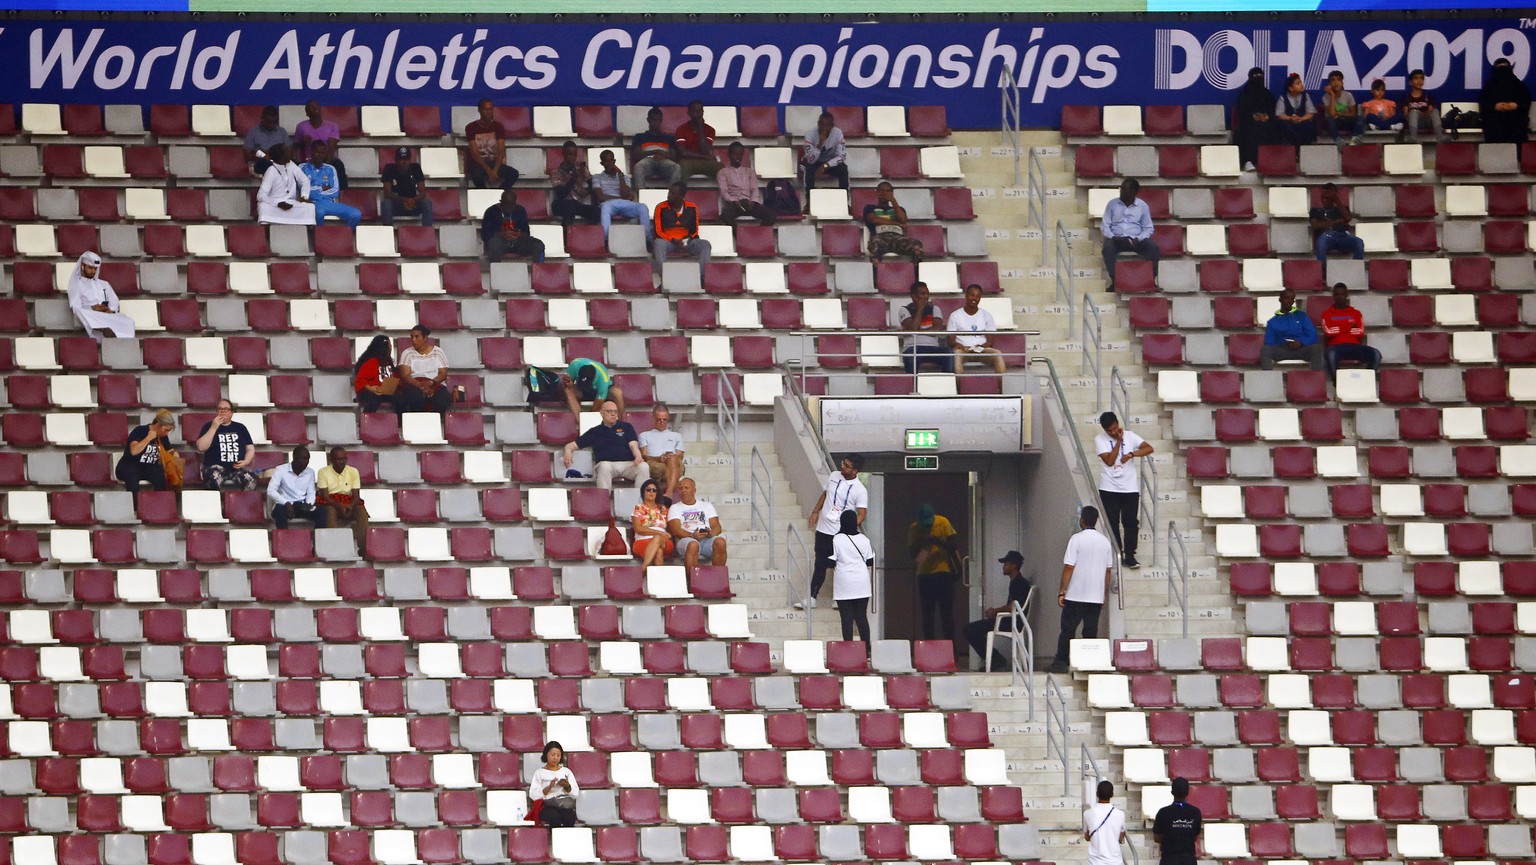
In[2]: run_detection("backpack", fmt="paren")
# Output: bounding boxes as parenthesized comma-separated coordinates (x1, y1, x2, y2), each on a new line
(525, 366, 563, 403)
(764, 179, 801, 217)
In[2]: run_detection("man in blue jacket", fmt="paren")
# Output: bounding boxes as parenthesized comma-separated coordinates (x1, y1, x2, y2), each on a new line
(1259, 287, 1324, 370)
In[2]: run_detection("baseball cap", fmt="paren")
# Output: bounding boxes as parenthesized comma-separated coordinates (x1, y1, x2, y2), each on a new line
(916, 504, 934, 526)
(395, 147, 410, 159)
(997, 551, 1024, 565)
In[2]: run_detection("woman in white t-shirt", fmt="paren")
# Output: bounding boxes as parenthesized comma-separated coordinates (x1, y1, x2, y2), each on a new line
(827, 510, 876, 642)
(528, 740, 580, 827)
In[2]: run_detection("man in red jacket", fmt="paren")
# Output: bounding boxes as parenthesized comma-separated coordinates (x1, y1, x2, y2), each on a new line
(652, 182, 713, 283)
(1319, 282, 1382, 381)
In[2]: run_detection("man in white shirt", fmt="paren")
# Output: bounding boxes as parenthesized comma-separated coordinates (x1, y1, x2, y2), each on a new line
(1095, 411, 1154, 569)
(267, 445, 318, 530)
(1050, 506, 1114, 673)
(948, 283, 1006, 374)
(256, 144, 316, 226)
(797, 454, 869, 610)
(1084, 780, 1127, 865)
(638, 404, 686, 499)
(1100, 178, 1158, 291)
(667, 478, 727, 567)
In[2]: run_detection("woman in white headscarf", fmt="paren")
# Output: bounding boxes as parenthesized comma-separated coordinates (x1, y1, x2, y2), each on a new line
(256, 143, 316, 225)
(68, 251, 136, 342)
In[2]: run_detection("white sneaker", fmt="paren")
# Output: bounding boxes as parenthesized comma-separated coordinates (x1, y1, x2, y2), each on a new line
(1242, 162, 1256, 172)
(793, 598, 817, 610)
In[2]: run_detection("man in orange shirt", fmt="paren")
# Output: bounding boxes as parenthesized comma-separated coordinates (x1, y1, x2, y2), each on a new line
(652, 183, 713, 282)
(673, 100, 721, 180)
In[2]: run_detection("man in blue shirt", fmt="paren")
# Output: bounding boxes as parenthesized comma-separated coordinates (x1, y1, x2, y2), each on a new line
(1101, 178, 1159, 291)
(301, 142, 361, 229)
(562, 400, 645, 489)
(1260, 287, 1324, 370)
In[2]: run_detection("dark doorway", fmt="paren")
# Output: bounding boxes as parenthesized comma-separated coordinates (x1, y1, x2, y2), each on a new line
(880, 472, 971, 660)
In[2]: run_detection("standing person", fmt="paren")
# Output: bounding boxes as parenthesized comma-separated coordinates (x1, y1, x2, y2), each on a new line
(381, 147, 435, 226)
(667, 478, 728, 567)
(1319, 282, 1382, 380)
(116, 409, 177, 493)
(315, 446, 370, 552)
(1309, 183, 1364, 261)
(672, 100, 721, 180)
(528, 742, 580, 828)
(638, 405, 685, 500)
(1049, 506, 1114, 673)
(1232, 67, 1278, 171)
(562, 358, 626, 419)
(592, 149, 649, 241)
(801, 111, 850, 192)
(718, 142, 777, 225)
(1400, 69, 1442, 142)
(1360, 79, 1402, 132)
(1084, 780, 1127, 865)
(195, 399, 259, 490)
(629, 107, 682, 189)
(242, 105, 289, 176)
(301, 141, 361, 229)
(1152, 778, 1202, 865)
(1275, 73, 1319, 147)
(798, 455, 869, 610)
(481, 189, 546, 263)
(897, 281, 953, 373)
(562, 400, 644, 490)
(1320, 70, 1366, 145)
(398, 325, 453, 415)
(1100, 178, 1158, 292)
(267, 446, 318, 530)
(652, 183, 712, 281)
(908, 504, 959, 642)
(464, 97, 519, 190)
(964, 551, 1033, 672)
(828, 510, 876, 643)
(67, 251, 135, 341)
(1480, 58, 1532, 144)
(550, 140, 601, 227)
(1095, 412, 1152, 569)
(863, 182, 924, 264)
(1259, 288, 1325, 371)
(291, 100, 347, 188)
(948, 283, 1007, 374)
(353, 335, 407, 414)
(256, 144, 314, 225)
(631, 480, 674, 568)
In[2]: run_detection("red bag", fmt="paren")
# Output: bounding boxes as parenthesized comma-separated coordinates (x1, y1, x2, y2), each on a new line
(600, 516, 628, 556)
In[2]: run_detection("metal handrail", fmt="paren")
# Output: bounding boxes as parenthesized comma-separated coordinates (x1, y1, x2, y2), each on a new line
(1027, 147, 1048, 260)
(1055, 220, 1075, 339)
(1000, 65, 1022, 187)
(1031, 354, 1125, 579)
(1166, 521, 1190, 638)
(1081, 298, 1103, 414)
(985, 595, 1035, 720)
(1108, 365, 1158, 568)
(785, 522, 812, 639)
(790, 330, 1041, 384)
(712, 370, 741, 492)
(748, 446, 775, 569)
(782, 369, 836, 476)
(1044, 675, 1070, 796)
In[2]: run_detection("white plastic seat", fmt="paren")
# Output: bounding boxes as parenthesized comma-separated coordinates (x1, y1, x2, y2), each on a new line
(1354, 222, 1394, 253)
(754, 146, 796, 179)
(861, 335, 902, 369)
(356, 225, 400, 258)
(191, 106, 235, 137)
(1257, 408, 1301, 440)
(121, 795, 171, 831)
(1086, 674, 1132, 709)
(1394, 825, 1442, 859)
(256, 755, 302, 791)
(1245, 637, 1289, 671)
(49, 376, 93, 409)
(1199, 145, 1242, 176)
(744, 262, 787, 294)
(665, 788, 711, 824)
(920, 146, 962, 179)
(1103, 106, 1144, 135)
(1266, 674, 1312, 708)
(17, 225, 61, 257)
(808, 188, 851, 220)
(1069, 639, 1114, 671)
(125, 188, 169, 220)
(432, 753, 479, 789)
(1509, 368, 1536, 402)
(1199, 485, 1243, 518)
(690, 335, 733, 368)
(723, 713, 769, 750)
(1452, 330, 1496, 363)
(785, 750, 831, 786)
(715, 298, 761, 330)
(469, 567, 515, 601)
(533, 606, 579, 640)
(50, 529, 97, 564)
(1458, 561, 1503, 596)
(570, 262, 616, 295)
(44, 414, 89, 447)
(1241, 259, 1283, 292)
(493, 679, 538, 714)
(902, 713, 948, 748)
(1423, 636, 1468, 672)
(22, 103, 65, 135)
(361, 106, 405, 137)
(1383, 143, 1425, 174)
(529, 224, 569, 259)
(1272, 562, 1318, 596)
(782, 640, 828, 674)
(16, 338, 60, 371)
(227, 262, 272, 295)
(406, 527, 451, 561)
(700, 106, 740, 139)
(978, 296, 1015, 330)
(1403, 523, 1448, 556)
(552, 827, 598, 864)
(116, 569, 164, 603)
(1105, 711, 1150, 746)
(907, 825, 954, 861)
(289, 299, 334, 331)
(186, 225, 230, 257)
(1315, 446, 1359, 478)
(696, 225, 738, 259)
(1202, 824, 1251, 858)
(803, 298, 847, 330)
(914, 374, 957, 396)
(1335, 368, 1378, 403)
(359, 608, 405, 641)
(533, 107, 577, 138)
(1448, 675, 1493, 709)
(399, 261, 444, 295)
(1379, 484, 1424, 517)
(301, 792, 347, 827)
(421, 147, 462, 179)
(842, 676, 888, 711)
(1330, 783, 1377, 820)
(372, 829, 420, 865)
(1445, 185, 1488, 216)
(84, 146, 128, 178)
(463, 452, 508, 483)
(1121, 748, 1169, 783)
(398, 412, 446, 446)
(1158, 370, 1200, 403)
(609, 752, 656, 788)
(599, 642, 644, 675)
(1332, 601, 1378, 636)
(365, 717, 412, 753)
(742, 373, 784, 406)
(866, 106, 909, 137)
(1502, 445, 1536, 477)
(485, 790, 531, 825)
(1442, 405, 1486, 440)
(1493, 746, 1536, 782)
(1215, 524, 1259, 557)
(180, 490, 227, 525)
(917, 261, 960, 294)
(848, 787, 894, 823)
(706, 604, 751, 638)
(1287, 709, 1333, 744)
(644, 566, 689, 599)
(1433, 291, 1476, 324)
(9, 610, 56, 643)
(962, 748, 1011, 785)
(522, 336, 565, 368)
(1186, 224, 1229, 255)
(418, 643, 465, 678)
(1267, 186, 1309, 218)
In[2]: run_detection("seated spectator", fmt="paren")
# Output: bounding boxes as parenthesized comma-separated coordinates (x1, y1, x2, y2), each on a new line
(801, 111, 850, 192)
(630, 106, 682, 189)
(949, 283, 1007, 374)
(562, 357, 626, 418)
(398, 324, 453, 415)
(256, 144, 315, 225)
(897, 281, 953, 373)
(464, 97, 519, 190)
(638, 404, 685, 499)
(291, 100, 348, 189)
(1260, 288, 1324, 371)
(529, 741, 579, 828)
(668, 478, 727, 567)
(592, 149, 649, 241)
(1310, 183, 1364, 261)
(1232, 67, 1278, 172)
(1480, 58, 1532, 144)
(864, 181, 923, 264)
(672, 100, 721, 180)
(718, 142, 776, 226)
(267, 445, 318, 530)
(381, 147, 434, 226)
(116, 409, 177, 493)
(652, 183, 712, 280)
(1320, 70, 1366, 144)
(242, 105, 289, 176)
(481, 189, 546, 262)
(1320, 282, 1383, 380)
(1275, 73, 1319, 146)
(631, 480, 674, 568)
(562, 399, 644, 489)
(1101, 178, 1158, 292)
(315, 446, 370, 551)
(964, 551, 1032, 671)
(1360, 79, 1402, 132)
(195, 399, 260, 490)
(353, 335, 409, 413)
(551, 140, 601, 227)
(67, 251, 135, 341)
(1400, 69, 1442, 142)
(301, 141, 361, 229)
(827, 509, 875, 643)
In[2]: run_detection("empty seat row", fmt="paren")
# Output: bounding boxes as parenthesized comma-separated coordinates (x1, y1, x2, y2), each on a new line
(1167, 403, 1530, 445)
(1122, 256, 1536, 295)
(1103, 705, 1536, 749)
(1122, 742, 1536, 787)
(1075, 143, 1428, 181)
(1135, 294, 1534, 336)
(1094, 669, 1536, 712)
(1185, 443, 1536, 482)
(1216, 520, 1535, 560)
(1141, 329, 1534, 367)
(1196, 480, 1525, 521)
(1143, 779, 1536, 824)
(1085, 181, 1536, 222)
(1061, 103, 1229, 137)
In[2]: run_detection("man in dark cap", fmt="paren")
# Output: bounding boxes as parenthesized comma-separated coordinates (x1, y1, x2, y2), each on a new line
(964, 550, 1033, 671)
(381, 146, 434, 226)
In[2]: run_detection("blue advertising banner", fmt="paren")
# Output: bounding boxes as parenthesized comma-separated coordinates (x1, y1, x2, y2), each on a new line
(1, 18, 1531, 128)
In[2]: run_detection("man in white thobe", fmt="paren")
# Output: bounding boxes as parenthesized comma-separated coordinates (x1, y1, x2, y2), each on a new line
(256, 144, 316, 225)
(67, 251, 136, 342)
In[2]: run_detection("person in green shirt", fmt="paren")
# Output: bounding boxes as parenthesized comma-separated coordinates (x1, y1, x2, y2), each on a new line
(562, 358, 627, 419)
(908, 504, 960, 641)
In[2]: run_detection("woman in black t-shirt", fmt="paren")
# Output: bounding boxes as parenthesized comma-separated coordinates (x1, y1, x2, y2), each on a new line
(116, 409, 177, 492)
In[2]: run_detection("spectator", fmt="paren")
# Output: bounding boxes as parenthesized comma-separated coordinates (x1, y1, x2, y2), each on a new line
(256, 144, 315, 225)
(550, 140, 601, 227)
(908, 504, 959, 641)
(1049, 505, 1113, 673)
(799, 454, 869, 611)
(242, 105, 289, 176)
(1095, 411, 1152, 569)
(1400, 69, 1442, 142)
(949, 283, 1007, 374)
(381, 147, 435, 226)
(1480, 58, 1532, 144)
(1275, 73, 1319, 147)
(529, 741, 579, 828)
(629, 106, 682, 189)
(718, 142, 777, 225)
(897, 281, 953, 373)
(1320, 282, 1381, 379)
(1360, 79, 1402, 132)
(116, 409, 177, 493)
(353, 335, 408, 413)
(267, 445, 318, 530)
(481, 189, 546, 263)
(291, 100, 348, 189)
(864, 181, 924, 264)
(67, 251, 135, 341)
(315, 446, 370, 551)
(1320, 70, 1366, 144)
(652, 183, 712, 280)
(667, 478, 727, 567)
(464, 97, 519, 189)
(631, 480, 674, 568)
(398, 324, 453, 415)
(1260, 287, 1325, 371)
(1084, 780, 1128, 865)
(195, 399, 259, 490)
(592, 149, 649, 241)
(1100, 178, 1158, 292)
(1152, 778, 1202, 865)
(562, 358, 626, 419)
(672, 100, 721, 180)
(964, 550, 1032, 672)
(827, 510, 875, 643)
(562, 399, 644, 489)
(801, 111, 850, 192)
(1232, 67, 1278, 171)
(638, 404, 685, 499)
(1309, 183, 1364, 261)
(301, 141, 361, 229)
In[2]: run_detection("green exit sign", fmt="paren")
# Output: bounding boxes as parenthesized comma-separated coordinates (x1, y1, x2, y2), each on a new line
(905, 429, 940, 450)
(905, 455, 940, 471)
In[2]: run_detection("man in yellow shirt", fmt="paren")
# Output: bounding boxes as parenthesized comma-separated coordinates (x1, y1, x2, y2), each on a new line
(908, 504, 960, 641)
(316, 446, 370, 552)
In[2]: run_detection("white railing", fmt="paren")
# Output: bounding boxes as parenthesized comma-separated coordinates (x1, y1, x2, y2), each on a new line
(1000, 65, 1023, 187)
(782, 371, 837, 477)
(785, 522, 813, 639)
(1044, 675, 1071, 795)
(1081, 299, 1104, 414)
(1166, 521, 1191, 638)
(748, 446, 775, 569)
(985, 596, 1036, 720)
(1109, 365, 1159, 568)
(712, 370, 741, 492)
(787, 330, 1038, 389)
(1055, 220, 1076, 338)
(1027, 147, 1048, 259)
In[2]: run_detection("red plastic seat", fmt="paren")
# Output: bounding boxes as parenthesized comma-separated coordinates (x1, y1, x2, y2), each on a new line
(1074, 146, 1115, 178)
(933, 187, 976, 220)
(1185, 447, 1228, 478)
(1436, 142, 1477, 175)
(1141, 334, 1184, 366)
(1158, 145, 1199, 178)
(1061, 106, 1103, 136)
(1257, 144, 1298, 176)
